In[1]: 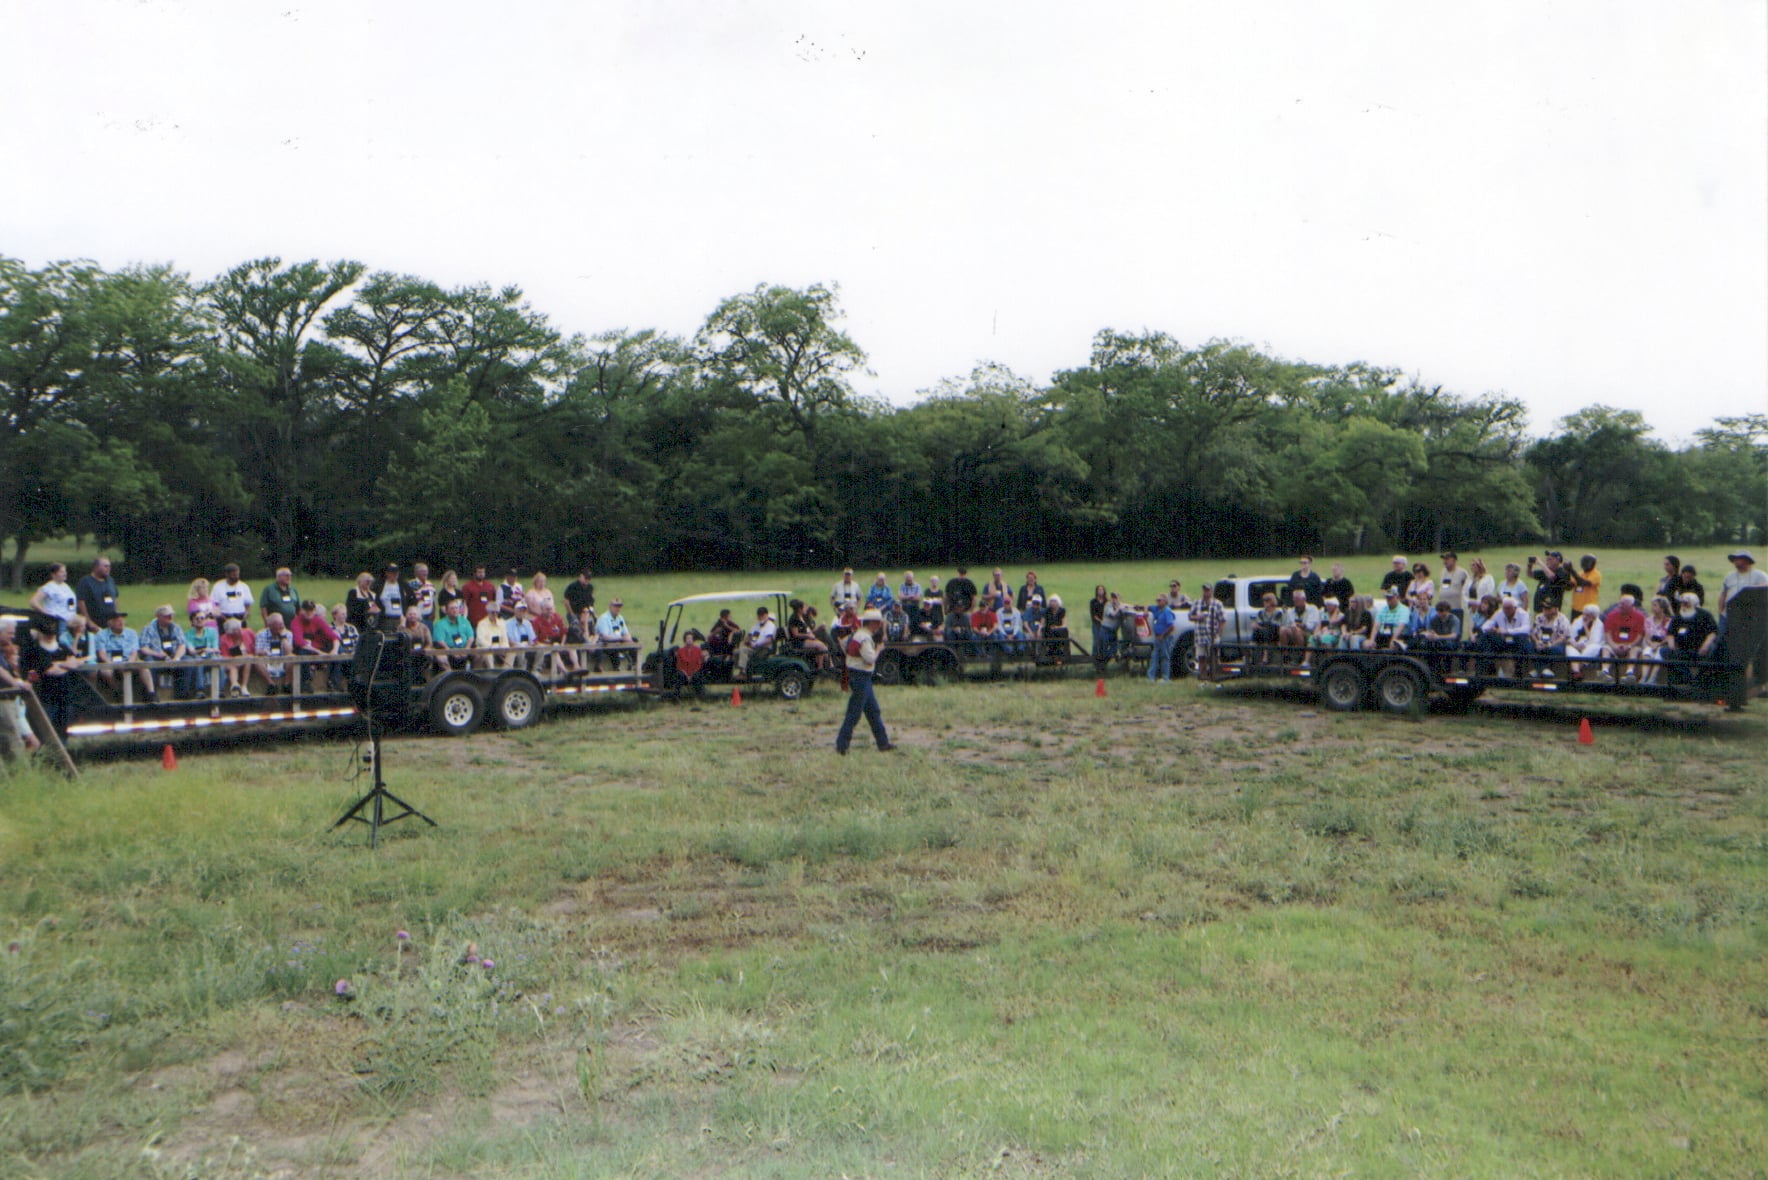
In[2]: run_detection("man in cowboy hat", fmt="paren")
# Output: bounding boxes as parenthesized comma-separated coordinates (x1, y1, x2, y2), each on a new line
(835, 608, 895, 756)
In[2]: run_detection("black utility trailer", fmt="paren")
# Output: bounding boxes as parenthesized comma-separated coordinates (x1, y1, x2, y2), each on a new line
(872, 634, 1089, 686)
(44, 641, 643, 744)
(1200, 588, 1768, 716)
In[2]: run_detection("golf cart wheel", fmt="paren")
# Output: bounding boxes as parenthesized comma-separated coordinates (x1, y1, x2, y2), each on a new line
(775, 670, 810, 700)
(489, 674, 543, 730)
(1375, 665, 1426, 715)
(1320, 663, 1366, 712)
(429, 680, 486, 736)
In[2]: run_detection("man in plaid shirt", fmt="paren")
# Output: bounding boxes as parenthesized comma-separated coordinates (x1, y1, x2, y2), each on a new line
(1188, 582, 1228, 678)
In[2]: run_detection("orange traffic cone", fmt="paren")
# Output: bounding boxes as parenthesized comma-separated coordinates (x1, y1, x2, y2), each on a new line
(1577, 718, 1594, 746)
(730, 686, 742, 707)
(1095, 678, 1107, 698)
(162, 744, 178, 770)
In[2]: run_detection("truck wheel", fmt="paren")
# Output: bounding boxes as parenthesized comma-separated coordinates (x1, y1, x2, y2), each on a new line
(1172, 637, 1198, 679)
(874, 651, 903, 686)
(1375, 666, 1427, 715)
(1320, 663, 1366, 712)
(775, 670, 809, 700)
(489, 674, 543, 730)
(428, 680, 485, 736)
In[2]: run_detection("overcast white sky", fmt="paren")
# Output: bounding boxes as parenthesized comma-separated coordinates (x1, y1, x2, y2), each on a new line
(5, 0, 1764, 440)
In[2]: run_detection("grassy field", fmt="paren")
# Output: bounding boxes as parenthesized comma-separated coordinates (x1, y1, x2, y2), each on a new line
(2, 550, 1763, 1177)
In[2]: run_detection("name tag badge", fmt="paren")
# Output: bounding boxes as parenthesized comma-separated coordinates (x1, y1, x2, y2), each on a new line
(104, 597, 115, 605)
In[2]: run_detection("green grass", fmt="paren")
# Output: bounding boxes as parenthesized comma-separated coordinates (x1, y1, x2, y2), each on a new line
(2, 671, 1764, 1177)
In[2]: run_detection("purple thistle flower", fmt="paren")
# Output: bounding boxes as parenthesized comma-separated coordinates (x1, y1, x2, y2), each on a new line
(334, 979, 353, 996)
(481, 959, 495, 970)
(395, 930, 410, 941)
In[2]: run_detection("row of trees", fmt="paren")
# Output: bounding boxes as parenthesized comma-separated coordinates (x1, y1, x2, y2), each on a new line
(2, 255, 1762, 588)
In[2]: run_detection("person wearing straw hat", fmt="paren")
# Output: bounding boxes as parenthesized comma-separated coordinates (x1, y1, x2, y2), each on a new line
(835, 609, 894, 756)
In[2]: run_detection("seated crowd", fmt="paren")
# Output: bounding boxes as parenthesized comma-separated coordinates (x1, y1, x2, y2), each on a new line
(1246, 549, 1762, 684)
(9, 560, 638, 718)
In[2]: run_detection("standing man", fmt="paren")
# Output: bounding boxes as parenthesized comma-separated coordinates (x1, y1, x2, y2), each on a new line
(1718, 551, 1767, 619)
(946, 566, 977, 617)
(565, 567, 597, 619)
(213, 563, 254, 626)
(1147, 593, 1178, 683)
(1438, 552, 1471, 636)
(76, 556, 121, 625)
(259, 567, 301, 630)
(412, 562, 437, 624)
(1379, 556, 1412, 599)
(830, 568, 862, 615)
(1188, 582, 1227, 678)
(463, 565, 498, 627)
(835, 609, 894, 755)
(1287, 556, 1325, 608)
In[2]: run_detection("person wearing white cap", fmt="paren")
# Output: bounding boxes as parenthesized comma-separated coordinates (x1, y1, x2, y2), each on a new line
(835, 608, 894, 755)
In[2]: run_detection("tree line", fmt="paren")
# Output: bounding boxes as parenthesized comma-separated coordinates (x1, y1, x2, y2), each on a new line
(2, 255, 1762, 589)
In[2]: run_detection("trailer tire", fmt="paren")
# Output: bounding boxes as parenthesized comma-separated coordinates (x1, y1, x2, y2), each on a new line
(489, 674, 544, 730)
(775, 670, 810, 701)
(1320, 663, 1366, 712)
(914, 650, 957, 687)
(429, 680, 486, 736)
(1375, 665, 1427, 715)
(874, 651, 904, 686)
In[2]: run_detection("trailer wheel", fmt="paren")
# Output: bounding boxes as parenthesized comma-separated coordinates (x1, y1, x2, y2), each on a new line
(1375, 665, 1426, 715)
(1320, 663, 1366, 712)
(429, 680, 486, 736)
(489, 674, 543, 730)
(874, 651, 904, 686)
(914, 650, 957, 687)
(774, 670, 809, 700)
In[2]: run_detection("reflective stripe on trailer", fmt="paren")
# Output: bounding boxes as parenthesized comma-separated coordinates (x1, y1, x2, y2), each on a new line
(68, 706, 359, 737)
(549, 683, 639, 697)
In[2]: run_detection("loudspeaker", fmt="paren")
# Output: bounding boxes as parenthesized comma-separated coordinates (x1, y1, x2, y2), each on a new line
(349, 631, 415, 716)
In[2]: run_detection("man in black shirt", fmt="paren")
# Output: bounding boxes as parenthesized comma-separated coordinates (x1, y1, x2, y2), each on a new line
(1321, 562, 1355, 609)
(75, 556, 120, 624)
(1529, 552, 1573, 613)
(1379, 556, 1412, 598)
(564, 568, 596, 618)
(1287, 555, 1325, 607)
(1665, 592, 1718, 686)
(946, 567, 977, 616)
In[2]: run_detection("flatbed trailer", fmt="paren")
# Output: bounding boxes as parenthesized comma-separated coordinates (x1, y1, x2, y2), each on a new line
(44, 640, 645, 744)
(1199, 588, 1768, 716)
(872, 634, 1091, 685)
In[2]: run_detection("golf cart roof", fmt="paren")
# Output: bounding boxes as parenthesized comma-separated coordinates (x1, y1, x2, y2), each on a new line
(664, 590, 793, 608)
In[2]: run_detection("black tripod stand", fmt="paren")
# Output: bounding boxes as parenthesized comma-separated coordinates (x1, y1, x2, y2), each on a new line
(332, 718, 436, 847)
(332, 631, 436, 847)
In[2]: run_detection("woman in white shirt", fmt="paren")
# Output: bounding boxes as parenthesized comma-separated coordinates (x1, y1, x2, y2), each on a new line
(30, 563, 78, 626)
(1466, 558, 1497, 609)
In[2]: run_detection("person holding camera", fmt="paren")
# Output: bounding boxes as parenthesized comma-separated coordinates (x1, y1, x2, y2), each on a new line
(1528, 552, 1574, 613)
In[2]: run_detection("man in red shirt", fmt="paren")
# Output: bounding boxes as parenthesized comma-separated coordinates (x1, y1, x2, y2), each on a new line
(463, 565, 497, 627)
(292, 599, 340, 691)
(1602, 593, 1648, 681)
(531, 600, 572, 675)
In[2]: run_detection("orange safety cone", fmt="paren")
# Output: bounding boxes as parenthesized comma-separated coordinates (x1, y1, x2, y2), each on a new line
(1095, 678, 1107, 698)
(161, 744, 178, 770)
(730, 686, 742, 707)
(1577, 718, 1594, 746)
